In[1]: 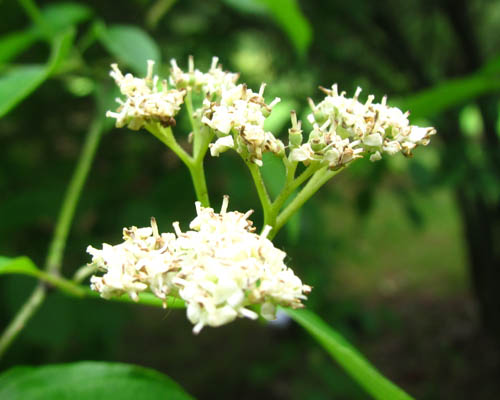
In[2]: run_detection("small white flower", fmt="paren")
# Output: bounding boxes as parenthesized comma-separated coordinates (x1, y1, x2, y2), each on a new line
(209, 135, 235, 157)
(363, 133, 383, 147)
(369, 151, 382, 162)
(289, 143, 315, 163)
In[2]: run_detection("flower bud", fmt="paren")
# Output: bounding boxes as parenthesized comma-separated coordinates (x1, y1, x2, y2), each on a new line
(309, 127, 325, 152)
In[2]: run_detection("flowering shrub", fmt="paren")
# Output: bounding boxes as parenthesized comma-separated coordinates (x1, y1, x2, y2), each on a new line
(1, 51, 435, 400)
(88, 57, 435, 350)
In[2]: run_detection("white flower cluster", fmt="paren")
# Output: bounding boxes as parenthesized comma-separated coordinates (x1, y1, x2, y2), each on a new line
(107, 60, 186, 130)
(203, 83, 284, 166)
(88, 197, 311, 334)
(289, 85, 436, 169)
(168, 56, 283, 166)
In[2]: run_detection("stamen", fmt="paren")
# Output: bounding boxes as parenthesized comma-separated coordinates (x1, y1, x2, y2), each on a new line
(188, 55, 194, 73)
(220, 195, 229, 214)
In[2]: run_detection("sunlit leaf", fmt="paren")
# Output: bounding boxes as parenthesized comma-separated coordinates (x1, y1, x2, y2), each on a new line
(0, 361, 195, 400)
(0, 256, 39, 277)
(96, 23, 161, 76)
(284, 308, 414, 400)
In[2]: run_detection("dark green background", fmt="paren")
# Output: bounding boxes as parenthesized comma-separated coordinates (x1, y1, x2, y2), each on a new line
(1, 0, 500, 398)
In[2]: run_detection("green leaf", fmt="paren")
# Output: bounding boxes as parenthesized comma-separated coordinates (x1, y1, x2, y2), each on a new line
(0, 256, 40, 277)
(0, 3, 90, 64)
(0, 29, 75, 118)
(284, 308, 414, 400)
(0, 65, 47, 117)
(46, 28, 76, 74)
(0, 255, 86, 297)
(222, 0, 312, 57)
(0, 361, 195, 400)
(96, 23, 161, 76)
(0, 30, 38, 64)
(399, 73, 500, 120)
(255, 0, 312, 57)
(40, 2, 93, 33)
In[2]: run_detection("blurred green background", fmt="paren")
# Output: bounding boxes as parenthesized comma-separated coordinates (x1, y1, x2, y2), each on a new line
(1, 0, 500, 398)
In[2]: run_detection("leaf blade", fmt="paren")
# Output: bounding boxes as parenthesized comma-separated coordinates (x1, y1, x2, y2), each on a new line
(0, 30, 39, 63)
(0, 65, 47, 118)
(0, 28, 75, 118)
(255, 0, 312, 57)
(96, 23, 161, 76)
(399, 73, 500, 120)
(0, 361, 195, 400)
(0, 256, 40, 277)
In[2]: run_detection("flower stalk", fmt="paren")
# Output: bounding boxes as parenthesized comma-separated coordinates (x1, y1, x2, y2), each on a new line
(0, 115, 105, 358)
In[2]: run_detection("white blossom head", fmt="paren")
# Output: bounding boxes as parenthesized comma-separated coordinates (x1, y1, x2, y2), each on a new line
(290, 85, 436, 169)
(106, 61, 186, 130)
(202, 83, 283, 166)
(88, 197, 311, 334)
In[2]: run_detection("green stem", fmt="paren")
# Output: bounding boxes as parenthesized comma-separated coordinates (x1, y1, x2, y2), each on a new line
(185, 90, 214, 162)
(188, 161, 210, 207)
(0, 116, 104, 359)
(0, 284, 46, 358)
(271, 163, 320, 218)
(184, 90, 200, 153)
(82, 287, 185, 309)
(72, 264, 98, 284)
(148, 123, 193, 166)
(147, 122, 211, 206)
(193, 127, 214, 164)
(46, 117, 104, 274)
(245, 160, 272, 227)
(271, 166, 342, 239)
(284, 158, 298, 185)
(33, 269, 86, 297)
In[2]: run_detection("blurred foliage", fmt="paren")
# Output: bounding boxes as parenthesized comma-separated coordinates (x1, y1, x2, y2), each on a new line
(1, 0, 500, 399)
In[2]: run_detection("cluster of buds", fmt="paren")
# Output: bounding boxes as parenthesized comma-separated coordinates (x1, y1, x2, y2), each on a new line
(169, 56, 239, 97)
(106, 61, 186, 130)
(289, 85, 436, 169)
(88, 197, 311, 334)
(203, 83, 284, 166)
